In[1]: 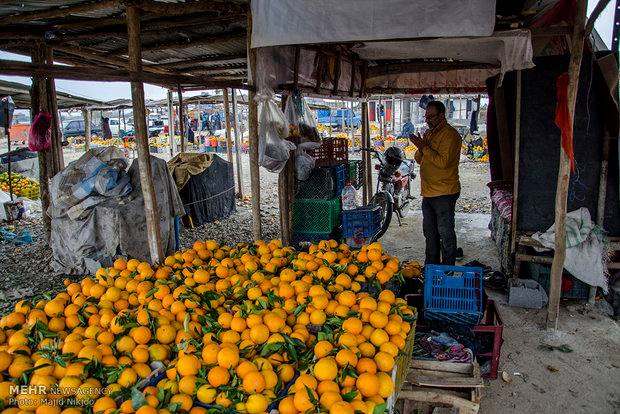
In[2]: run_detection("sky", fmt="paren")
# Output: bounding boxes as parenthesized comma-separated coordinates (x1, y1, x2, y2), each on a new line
(0, 1, 616, 103)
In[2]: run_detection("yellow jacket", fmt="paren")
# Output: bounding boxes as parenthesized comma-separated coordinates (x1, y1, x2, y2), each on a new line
(414, 119, 461, 198)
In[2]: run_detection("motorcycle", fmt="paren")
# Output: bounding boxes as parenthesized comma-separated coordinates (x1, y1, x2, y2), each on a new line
(362, 146, 416, 240)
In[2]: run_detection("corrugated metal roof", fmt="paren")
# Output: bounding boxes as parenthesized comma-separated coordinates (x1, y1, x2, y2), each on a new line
(0, 79, 104, 108)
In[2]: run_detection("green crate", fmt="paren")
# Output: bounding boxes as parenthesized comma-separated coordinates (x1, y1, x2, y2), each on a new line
(292, 198, 341, 233)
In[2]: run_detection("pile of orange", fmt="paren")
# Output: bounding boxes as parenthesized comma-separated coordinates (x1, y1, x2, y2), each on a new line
(0, 239, 417, 414)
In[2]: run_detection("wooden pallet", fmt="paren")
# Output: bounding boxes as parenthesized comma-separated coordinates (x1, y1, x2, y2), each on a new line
(394, 360, 483, 414)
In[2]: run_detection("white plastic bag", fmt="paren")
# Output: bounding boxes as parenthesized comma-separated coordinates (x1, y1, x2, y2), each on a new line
(295, 141, 321, 181)
(299, 98, 320, 142)
(284, 95, 300, 138)
(257, 91, 296, 173)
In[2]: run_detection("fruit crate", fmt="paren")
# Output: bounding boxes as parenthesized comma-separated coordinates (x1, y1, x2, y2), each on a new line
(526, 262, 590, 300)
(308, 138, 348, 167)
(423, 264, 484, 325)
(292, 197, 341, 233)
(296, 165, 346, 199)
(342, 206, 381, 239)
(347, 160, 364, 189)
(22, 187, 40, 200)
(386, 312, 417, 413)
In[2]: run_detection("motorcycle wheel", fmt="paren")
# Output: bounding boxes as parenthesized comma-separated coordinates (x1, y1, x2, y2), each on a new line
(369, 192, 393, 241)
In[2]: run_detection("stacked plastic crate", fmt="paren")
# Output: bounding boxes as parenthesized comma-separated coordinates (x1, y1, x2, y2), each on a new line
(292, 139, 348, 246)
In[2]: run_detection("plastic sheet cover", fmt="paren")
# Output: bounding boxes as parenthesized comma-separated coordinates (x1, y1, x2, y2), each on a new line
(251, 0, 496, 48)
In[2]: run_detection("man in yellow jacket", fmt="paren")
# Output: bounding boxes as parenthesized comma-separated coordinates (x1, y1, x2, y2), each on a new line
(410, 101, 461, 265)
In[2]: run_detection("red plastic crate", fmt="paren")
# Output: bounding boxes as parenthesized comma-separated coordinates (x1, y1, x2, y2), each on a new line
(472, 299, 503, 379)
(309, 138, 348, 167)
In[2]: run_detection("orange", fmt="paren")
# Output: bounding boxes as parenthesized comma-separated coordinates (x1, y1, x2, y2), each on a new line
(242, 370, 266, 393)
(294, 374, 318, 392)
(278, 396, 297, 414)
(131, 326, 152, 345)
(207, 366, 230, 387)
(201, 343, 220, 364)
(319, 391, 342, 408)
(376, 372, 394, 398)
(335, 349, 358, 368)
(245, 394, 269, 414)
(314, 357, 338, 381)
(177, 354, 201, 376)
(342, 318, 363, 335)
(370, 329, 389, 347)
(196, 384, 217, 404)
(217, 347, 239, 369)
(356, 372, 380, 398)
(374, 352, 395, 372)
(313, 341, 333, 358)
(329, 401, 355, 414)
(293, 389, 317, 412)
(118, 367, 138, 387)
(356, 358, 377, 375)
(156, 325, 176, 344)
(369, 311, 388, 329)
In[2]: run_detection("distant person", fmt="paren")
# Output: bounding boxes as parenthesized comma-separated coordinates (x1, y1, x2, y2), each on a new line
(101, 117, 112, 140)
(409, 101, 461, 266)
(400, 118, 414, 138)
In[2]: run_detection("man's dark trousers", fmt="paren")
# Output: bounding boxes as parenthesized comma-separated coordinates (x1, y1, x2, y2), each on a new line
(422, 193, 459, 265)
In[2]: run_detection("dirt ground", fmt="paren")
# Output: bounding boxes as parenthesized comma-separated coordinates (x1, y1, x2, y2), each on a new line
(1, 150, 619, 413)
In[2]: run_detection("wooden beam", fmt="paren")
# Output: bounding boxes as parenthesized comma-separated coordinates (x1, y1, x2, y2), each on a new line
(278, 94, 293, 246)
(138, 29, 246, 53)
(52, 44, 172, 75)
(185, 63, 247, 74)
(315, 53, 324, 94)
(30, 42, 51, 241)
(349, 56, 356, 97)
(547, 0, 587, 330)
(332, 52, 342, 95)
(231, 89, 244, 199)
(530, 26, 572, 37)
(510, 70, 522, 257)
(494, 80, 514, 181)
(223, 88, 234, 163)
(367, 61, 498, 78)
(127, 5, 164, 264)
(167, 89, 174, 156)
(155, 53, 246, 69)
(591, 133, 611, 301)
(0, 59, 239, 88)
(247, 6, 262, 240)
(293, 47, 300, 88)
(139, 0, 244, 16)
(585, 0, 612, 37)
(0, 0, 120, 25)
(177, 85, 185, 153)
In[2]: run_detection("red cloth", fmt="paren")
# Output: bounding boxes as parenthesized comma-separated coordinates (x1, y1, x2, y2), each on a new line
(554, 72, 575, 171)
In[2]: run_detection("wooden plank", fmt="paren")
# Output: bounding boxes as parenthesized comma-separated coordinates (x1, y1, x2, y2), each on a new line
(585, 0, 613, 36)
(398, 391, 479, 414)
(408, 369, 470, 379)
(411, 360, 473, 375)
(127, 5, 164, 264)
(0, 0, 120, 24)
(231, 89, 244, 199)
(412, 376, 484, 389)
(592, 134, 611, 301)
(247, 6, 262, 240)
(547, 0, 587, 330)
(494, 80, 514, 181)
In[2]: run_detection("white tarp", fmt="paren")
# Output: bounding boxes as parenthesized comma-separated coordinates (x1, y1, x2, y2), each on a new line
(355, 30, 535, 79)
(251, 0, 496, 48)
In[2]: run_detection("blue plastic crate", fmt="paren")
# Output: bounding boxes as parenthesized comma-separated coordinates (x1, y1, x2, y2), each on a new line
(333, 164, 347, 197)
(424, 264, 484, 325)
(342, 206, 381, 239)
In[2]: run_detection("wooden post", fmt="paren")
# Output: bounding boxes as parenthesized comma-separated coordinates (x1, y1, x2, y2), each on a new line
(278, 94, 293, 246)
(223, 88, 234, 163)
(494, 81, 514, 181)
(45, 47, 64, 175)
(127, 5, 164, 264)
(82, 108, 91, 151)
(349, 101, 354, 149)
(247, 8, 262, 240)
(167, 89, 174, 156)
(590, 133, 611, 302)
(177, 85, 185, 153)
(510, 71, 522, 257)
(378, 98, 383, 140)
(391, 95, 396, 133)
(361, 101, 372, 205)
(231, 89, 244, 199)
(547, 0, 587, 330)
(31, 43, 52, 240)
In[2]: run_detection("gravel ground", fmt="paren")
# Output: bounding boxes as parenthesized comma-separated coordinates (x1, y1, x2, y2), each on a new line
(0, 153, 488, 314)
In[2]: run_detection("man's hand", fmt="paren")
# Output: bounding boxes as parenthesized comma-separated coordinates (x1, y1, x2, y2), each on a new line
(409, 133, 425, 150)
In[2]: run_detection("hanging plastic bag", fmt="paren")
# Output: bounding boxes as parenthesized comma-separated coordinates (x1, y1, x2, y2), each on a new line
(299, 98, 320, 142)
(257, 90, 296, 173)
(295, 141, 321, 181)
(28, 112, 52, 151)
(284, 95, 300, 138)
